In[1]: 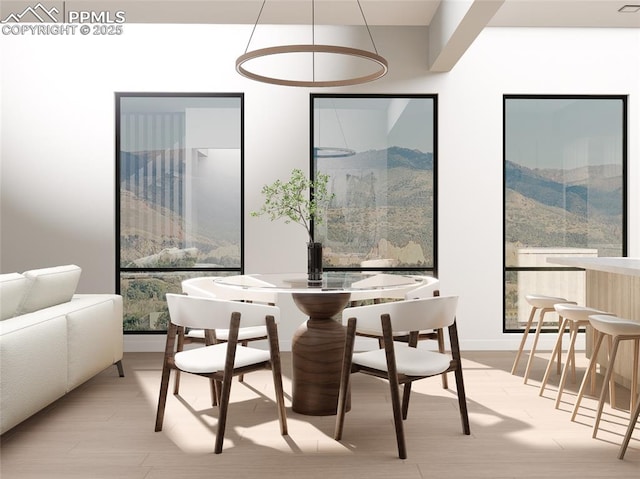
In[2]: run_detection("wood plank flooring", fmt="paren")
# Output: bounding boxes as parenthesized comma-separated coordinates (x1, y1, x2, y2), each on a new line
(1, 350, 638, 478)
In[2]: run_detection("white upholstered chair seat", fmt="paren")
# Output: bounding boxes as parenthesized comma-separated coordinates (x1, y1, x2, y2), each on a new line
(175, 344, 271, 374)
(588, 315, 640, 337)
(525, 294, 570, 309)
(352, 343, 451, 377)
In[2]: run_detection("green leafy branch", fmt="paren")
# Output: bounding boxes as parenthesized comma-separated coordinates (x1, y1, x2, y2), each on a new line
(251, 169, 334, 243)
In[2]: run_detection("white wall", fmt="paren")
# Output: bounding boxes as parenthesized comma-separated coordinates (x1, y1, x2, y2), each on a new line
(1, 24, 638, 351)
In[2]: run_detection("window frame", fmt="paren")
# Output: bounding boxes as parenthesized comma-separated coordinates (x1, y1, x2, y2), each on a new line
(502, 94, 628, 333)
(310, 93, 438, 276)
(115, 92, 245, 334)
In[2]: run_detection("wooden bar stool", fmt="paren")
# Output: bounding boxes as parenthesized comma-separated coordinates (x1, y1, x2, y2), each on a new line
(570, 314, 640, 439)
(511, 294, 576, 384)
(539, 304, 612, 409)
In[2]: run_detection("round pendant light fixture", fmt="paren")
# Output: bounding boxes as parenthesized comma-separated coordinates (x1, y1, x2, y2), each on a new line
(236, 0, 388, 88)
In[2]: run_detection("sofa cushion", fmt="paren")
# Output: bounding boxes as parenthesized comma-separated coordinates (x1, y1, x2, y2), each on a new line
(19, 265, 82, 314)
(0, 273, 29, 320)
(66, 295, 123, 390)
(0, 314, 68, 434)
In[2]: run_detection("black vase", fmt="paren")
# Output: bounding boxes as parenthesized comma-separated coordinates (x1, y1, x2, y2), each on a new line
(307, 242, 323, 282)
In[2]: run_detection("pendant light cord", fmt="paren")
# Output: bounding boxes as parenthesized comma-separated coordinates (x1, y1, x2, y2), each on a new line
(357, 0, 379, 55)
(312, 0, 315, 81)
(244, 0, 267, 54)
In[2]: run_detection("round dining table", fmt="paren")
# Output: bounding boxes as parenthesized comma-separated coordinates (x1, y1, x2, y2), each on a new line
(214, 272, 426, 415)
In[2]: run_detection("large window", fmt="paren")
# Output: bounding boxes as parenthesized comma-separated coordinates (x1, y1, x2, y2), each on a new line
(504, 95, 627, 331)
(116, 93, 244, 332)
(311, 94, 437, 275)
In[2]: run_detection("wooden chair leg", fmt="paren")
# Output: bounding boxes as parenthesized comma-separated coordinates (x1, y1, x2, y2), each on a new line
(540, 317, 568, 396)
(512, 306, 537, 375)
(214, 372, 233, 454)
(524, 309, 549, 384)
(156, 324, 177, 432)
(173, 371, 182, 396)
(571, 331, 604, 422)
(555, 322, 580, 409)
(266, 316, 288, 436)
(449, 322, 470, 435)
(335, 318, 356, 441)
(570, 323, 578, 384)
(631, 339, 639, 413)
(618, 388, 640, 460)
(454, 362, 471, 435)
(155, 363, 172, 432)
(436, 328, 449, 389)
(388, 373, 406, 459)
(210, 379, 218, 407)
(589, 325, 597, 396)
(607, 336, 617, 410)
(593, 338, 620, 438)
(239, 340, 248, 383)
(401, 383, 412, 420)
(381, 316, 406, 459)
(173, 326, 186, 395)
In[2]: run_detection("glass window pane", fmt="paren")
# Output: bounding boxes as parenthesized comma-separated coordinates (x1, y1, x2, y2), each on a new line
(120, 271, 235, 332)
(119, 96, 242, 268)
(312, 96, 435, 269)
(505, 269, 587, 330)
(505, 98, 624, 267)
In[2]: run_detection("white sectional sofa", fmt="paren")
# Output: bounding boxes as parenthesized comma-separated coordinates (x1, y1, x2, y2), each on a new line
(0, 265, 124, 434)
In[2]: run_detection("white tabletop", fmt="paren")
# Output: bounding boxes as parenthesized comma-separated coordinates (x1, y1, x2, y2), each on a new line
(214, 272, 426, 294)
(546, 257, 640, 277)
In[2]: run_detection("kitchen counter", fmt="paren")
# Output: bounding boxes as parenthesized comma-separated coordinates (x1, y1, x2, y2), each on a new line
(547, 256, 640, 277)
(547, 256, 640, 392)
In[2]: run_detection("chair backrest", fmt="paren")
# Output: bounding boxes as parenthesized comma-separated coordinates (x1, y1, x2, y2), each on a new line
(349, 273, 429, 303)
(360, 258, 396, 268)
(182, 277, 219, 297)
(346, 295, 458, 335)
(182, 276, 276, 304)
(404, 276, 440, 300)
(166, 293, 280, 330)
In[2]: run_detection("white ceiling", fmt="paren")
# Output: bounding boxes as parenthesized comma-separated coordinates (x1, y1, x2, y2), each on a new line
(2, 0, 637, 71)
(49, 0, 640, 27)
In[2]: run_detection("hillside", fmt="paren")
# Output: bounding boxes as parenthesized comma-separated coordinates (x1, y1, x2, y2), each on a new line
(505, 160, 622, 218)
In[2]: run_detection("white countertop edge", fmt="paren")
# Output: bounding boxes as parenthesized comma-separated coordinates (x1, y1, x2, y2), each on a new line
(546, 257, 640, 277)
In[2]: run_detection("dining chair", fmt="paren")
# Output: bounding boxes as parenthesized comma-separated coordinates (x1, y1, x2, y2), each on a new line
(334, 295, 470, 459)
(155, 293, 288, 454)
(350, 276, 448, 388)
(179, 276, 276, 396)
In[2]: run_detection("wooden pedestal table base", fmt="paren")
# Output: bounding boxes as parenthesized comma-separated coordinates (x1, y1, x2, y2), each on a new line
(291, 292, 352, 415)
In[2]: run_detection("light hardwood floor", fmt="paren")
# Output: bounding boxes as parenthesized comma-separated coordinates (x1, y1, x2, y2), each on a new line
(1, 350, 638, 478)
